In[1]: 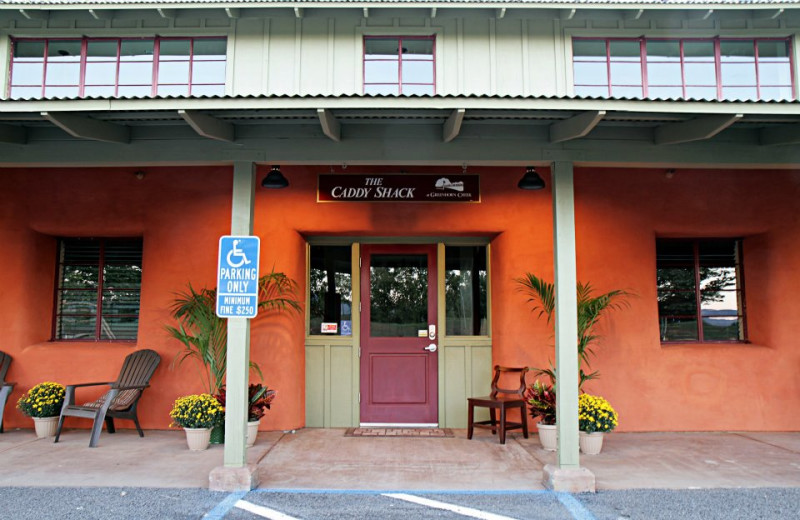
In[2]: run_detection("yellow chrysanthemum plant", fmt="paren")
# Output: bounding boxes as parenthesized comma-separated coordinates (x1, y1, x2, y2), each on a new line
(169, 394, 224, 429)
(17, 382, 66, 418)
(578, 394, 619, 434)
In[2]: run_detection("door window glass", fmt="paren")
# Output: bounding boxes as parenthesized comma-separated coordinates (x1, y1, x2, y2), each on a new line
(370, 254, 427, 337)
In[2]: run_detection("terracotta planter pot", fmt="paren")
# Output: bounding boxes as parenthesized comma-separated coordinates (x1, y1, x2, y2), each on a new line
(536, 423, 557, 451)
(246, 420, 260, 447)
(32, 416, 59, 438)
(579, 431, 605, 455)
(184, 427, 212, 451)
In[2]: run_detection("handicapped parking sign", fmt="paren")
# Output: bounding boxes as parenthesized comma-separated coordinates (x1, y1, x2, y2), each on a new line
(216, 236, 260, 318)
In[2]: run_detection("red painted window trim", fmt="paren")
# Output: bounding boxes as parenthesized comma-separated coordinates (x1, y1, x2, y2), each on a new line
(656, 237, 747, 344)
(363, 35, 436, 95)
(8, 36, 226, 99)
(573, 36, 795, 101)
(52, 237, 143, 342)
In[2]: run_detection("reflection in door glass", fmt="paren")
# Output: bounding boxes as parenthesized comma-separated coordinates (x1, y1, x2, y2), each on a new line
(309, 246, 352, 335)
(445, 246, 488, 336)
(370, 254, 427, 337)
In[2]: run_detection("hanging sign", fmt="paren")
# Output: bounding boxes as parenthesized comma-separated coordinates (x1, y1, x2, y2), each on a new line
(318, 174, 480, 203)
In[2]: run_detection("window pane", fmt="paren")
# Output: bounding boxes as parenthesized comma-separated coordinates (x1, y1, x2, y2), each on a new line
(758, 62, 792, 86)
(104, 265, 142, 289)
(309, 246, 352, 336)
(684, 41, 714, 60)
(14, 41, 45, 59)
(159, 39, 191, 60)
(573, 40, 606, 60)
(574, 62, 608, 86)
(647, 63, 681, 85)
(401, 61, 433, 84)
(100, 316, 139, 340)
(721, 63, 757, 86)
(721, 40, 755, 61)
(45, 63, 80, 85)
(445, 246, 487, 336)
(194, 38, 227, 59)
(192, 61, 226, 84)
(47, 40, 81, 61)
(610, 86, 643, 98)
(365, 38, 399, 58)
(57, 316, 97, 340)
(121, 39, 154, 61)
(191, 84, 225, 96)
(685, 86, 718, 100)
(402, 84, 434, 95)
(610, 62, 642, 86)
(759, 86, 793, 101)
(364, 84, 399, 95)
(574, 86, 608, 97)
(702, 315, 741, 341)
(157, 84, 190, 96)
(118, 85, 152, 97)
(722, 87, 758, 100)
(87, 40, 118, 60)
(660, 317, 698, 342)
(758, 40, 789, 58)
(44, 86, 80, 98)
(84, 86, 116, 97)
(158, 61, 190, 84)
(119, 62, 153, 85)
(101, 290, 141, 315)
(370, 254, 427, 337)
(10, 86, 42, 99)
(684, 63, 717, 86)
(85, 63, 117, 85)
(648, 86, 683, 99)
(647, 41, 680, 61)
(60, 265, 99, 290)
(58, 289, 99, 314)
(609, 40, 641, 59)
(11, 63, 44, 85)
(365, 61, 399, 83)
(401, 39, 433, 58)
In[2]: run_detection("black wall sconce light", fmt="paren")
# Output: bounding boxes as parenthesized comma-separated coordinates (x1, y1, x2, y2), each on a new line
(261, 165, 289, 189)
(517, 166, 546, 190)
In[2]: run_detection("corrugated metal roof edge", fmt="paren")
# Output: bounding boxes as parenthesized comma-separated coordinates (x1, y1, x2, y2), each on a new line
(5, 0, 800, 6)
(2, 92, 799, 104)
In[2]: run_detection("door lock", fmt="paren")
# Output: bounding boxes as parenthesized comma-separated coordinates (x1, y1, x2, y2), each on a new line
(424, 344, 437, 352)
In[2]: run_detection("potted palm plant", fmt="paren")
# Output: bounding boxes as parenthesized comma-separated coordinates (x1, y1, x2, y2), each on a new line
(166, 270, 300, 443)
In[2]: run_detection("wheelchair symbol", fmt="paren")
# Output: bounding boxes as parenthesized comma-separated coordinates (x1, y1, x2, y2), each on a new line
(226, 240, 252, 268)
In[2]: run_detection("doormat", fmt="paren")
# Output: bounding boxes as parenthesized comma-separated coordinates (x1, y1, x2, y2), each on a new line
(345, 428, 454, 438)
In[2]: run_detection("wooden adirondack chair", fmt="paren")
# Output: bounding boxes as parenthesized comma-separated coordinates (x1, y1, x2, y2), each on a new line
(0, 351, 15, 434)
(54, 349, 161, 447)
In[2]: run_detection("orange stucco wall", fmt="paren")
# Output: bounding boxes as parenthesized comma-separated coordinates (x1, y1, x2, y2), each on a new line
(1, 165, 798, 433)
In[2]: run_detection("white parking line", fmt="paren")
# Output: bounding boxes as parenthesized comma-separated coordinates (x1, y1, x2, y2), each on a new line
(235, 499, 301, 520)
(383, 493, 519, 520)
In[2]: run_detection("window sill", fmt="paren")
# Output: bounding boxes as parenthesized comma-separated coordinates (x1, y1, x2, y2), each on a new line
(34, 340, 138, 349)
(660, 340, 769, 349)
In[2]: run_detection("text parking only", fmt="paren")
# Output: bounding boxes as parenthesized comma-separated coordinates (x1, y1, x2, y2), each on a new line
(216, 236, 260, 318)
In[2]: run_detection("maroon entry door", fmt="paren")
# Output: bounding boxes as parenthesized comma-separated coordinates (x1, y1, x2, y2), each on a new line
(360, 244, 438, 425)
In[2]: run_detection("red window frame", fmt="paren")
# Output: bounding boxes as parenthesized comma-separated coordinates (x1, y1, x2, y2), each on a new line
(573, 36, 795, 101)
(656, 238, 748, 344)
(8, 36, 226, 99)
(52, 238, 143, 342)
(363, 35, 436, 95)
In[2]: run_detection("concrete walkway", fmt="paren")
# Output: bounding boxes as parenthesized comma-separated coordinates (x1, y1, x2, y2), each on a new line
(1, 427, 799, 491)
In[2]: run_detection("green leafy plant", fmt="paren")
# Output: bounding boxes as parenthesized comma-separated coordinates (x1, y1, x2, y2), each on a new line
(213, 383, 276, 422)
(516, 273, 630, 389)
(578, 393, 618, 433)
(525, 380, 556, 425)
(166, 270, 301, 395)
(169, 393, 224, 429)
(17, 382, 66, 418)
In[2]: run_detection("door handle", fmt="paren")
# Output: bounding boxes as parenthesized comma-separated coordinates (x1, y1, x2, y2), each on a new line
(423, 344, 437, 352)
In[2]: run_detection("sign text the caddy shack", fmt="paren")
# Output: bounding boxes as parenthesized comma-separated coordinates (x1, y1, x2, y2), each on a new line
(318, 174, 480, 203)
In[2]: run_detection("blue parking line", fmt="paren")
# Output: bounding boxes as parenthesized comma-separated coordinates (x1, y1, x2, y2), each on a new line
(204, 491, 247, 520)
(555, 492, 598, 520)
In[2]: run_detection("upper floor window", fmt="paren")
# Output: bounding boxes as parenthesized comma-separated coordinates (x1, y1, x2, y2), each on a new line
(656, 238, 746, 343)
(54, 238, 143, 341)
(9, 37, 226, 99)
(573, 37, 794, 102)
(363, 36, 435, 95)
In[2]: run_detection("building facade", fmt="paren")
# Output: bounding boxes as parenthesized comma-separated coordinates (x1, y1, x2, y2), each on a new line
(1, 0, 799, 450)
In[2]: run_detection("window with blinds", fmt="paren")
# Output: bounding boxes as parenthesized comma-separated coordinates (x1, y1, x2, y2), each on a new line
(53, 238, 143, 341)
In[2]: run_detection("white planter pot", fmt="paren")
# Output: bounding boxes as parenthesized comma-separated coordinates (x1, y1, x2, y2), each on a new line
(246, 420, 261, 447)
(579, 431, 605, 455)
(536, 423, 558, 451)
(184, 427, 212, 451)
(33, 416, 59, 438)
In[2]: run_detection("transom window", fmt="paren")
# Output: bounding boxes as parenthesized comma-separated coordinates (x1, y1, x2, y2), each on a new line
(9, 37, 226, 99)
(363, 36, 435, 95)
(54, 238, 143, 341)
(573, 37, 794, 101)
(656, 238, 746, 343)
